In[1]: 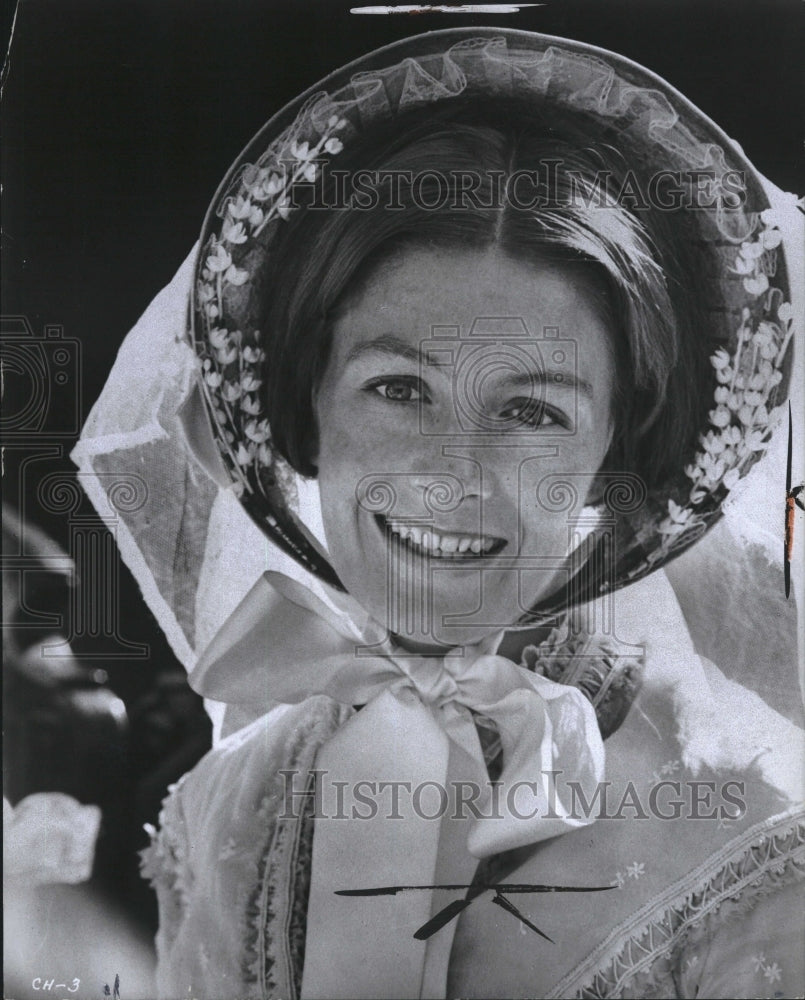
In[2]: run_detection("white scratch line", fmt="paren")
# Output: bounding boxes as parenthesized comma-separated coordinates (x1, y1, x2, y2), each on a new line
(351, 4, 544, 13)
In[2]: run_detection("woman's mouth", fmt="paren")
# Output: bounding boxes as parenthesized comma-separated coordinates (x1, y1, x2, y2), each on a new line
(374, 514, 506, 560)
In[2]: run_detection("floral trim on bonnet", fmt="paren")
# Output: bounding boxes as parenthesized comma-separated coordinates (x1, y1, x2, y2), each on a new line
(194, 114, 347, 506)
(657, 207, 798, 557)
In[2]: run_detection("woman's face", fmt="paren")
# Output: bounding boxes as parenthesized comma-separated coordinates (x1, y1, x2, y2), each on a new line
(314, 245, 616, 649)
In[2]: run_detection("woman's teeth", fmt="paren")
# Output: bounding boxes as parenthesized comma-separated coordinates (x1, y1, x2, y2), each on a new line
(383, 519, 500, 557)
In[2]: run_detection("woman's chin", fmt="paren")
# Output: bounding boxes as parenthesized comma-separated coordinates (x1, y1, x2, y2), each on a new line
(352, 573, 523, 650)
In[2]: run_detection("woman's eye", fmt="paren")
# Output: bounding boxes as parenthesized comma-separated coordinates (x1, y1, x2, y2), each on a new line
(500, 398, 564, 429)
(365, 377, 424, 403)
(381, 383, 417, 402)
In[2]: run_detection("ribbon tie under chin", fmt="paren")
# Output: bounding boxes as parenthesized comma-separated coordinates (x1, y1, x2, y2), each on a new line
(191, 572, 605, 999)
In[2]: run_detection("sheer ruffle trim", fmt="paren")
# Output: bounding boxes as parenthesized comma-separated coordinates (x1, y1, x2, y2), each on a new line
(140, 775, 194, 957)
(548, 807, 805, 999)
(70, 247, 213, 667)
(225, 36, 755, 244)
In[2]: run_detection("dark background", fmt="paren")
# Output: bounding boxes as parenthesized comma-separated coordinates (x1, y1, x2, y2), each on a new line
(2, 0, 803, 931)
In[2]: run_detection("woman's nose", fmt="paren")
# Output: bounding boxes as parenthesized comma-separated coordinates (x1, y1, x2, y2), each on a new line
(406, 436, 497, 507)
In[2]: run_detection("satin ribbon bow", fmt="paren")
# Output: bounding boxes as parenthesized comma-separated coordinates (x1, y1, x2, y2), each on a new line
(191, 571, 605, 999)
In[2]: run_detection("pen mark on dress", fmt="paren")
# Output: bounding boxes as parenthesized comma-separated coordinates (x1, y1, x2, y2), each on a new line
(335, 880, 615, 940)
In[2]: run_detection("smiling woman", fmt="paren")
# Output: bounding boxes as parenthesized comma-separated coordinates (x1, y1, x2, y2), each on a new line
(70, 26, 803, 1000)
(315, 245, 616, 648)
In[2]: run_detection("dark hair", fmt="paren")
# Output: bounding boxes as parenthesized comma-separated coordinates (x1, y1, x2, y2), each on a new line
(256, 95, 713, 487)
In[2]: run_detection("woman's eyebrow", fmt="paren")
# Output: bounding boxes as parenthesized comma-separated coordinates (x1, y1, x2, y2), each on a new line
(503, 370, 595, 400)
(345, 334, 421, 365)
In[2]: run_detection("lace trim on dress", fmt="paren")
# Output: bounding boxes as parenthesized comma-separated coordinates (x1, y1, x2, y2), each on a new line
(545, 807, 805, 999)
(245, 698, 351, 999)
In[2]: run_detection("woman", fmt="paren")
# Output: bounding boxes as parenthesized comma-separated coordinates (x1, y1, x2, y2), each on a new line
(73, 29, 803, 999)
